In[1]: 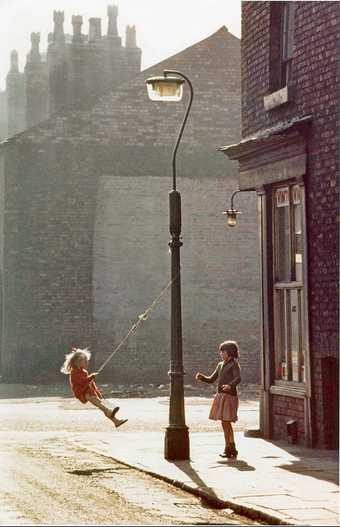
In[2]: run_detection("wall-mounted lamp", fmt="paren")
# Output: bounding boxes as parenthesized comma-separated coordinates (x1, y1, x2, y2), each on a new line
(223, 190, 243, 227)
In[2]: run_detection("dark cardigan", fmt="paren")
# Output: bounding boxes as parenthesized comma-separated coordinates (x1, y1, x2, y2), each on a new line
(200, 359, 241, 395)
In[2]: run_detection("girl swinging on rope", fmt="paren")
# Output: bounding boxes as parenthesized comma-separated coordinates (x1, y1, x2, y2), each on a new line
(60, 277, 175, 427)
(61, 347, 128, 428)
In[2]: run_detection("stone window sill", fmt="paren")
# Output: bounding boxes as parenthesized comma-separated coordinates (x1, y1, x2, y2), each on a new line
(270, 381, 306, 398)
(264, 86, 291, 111)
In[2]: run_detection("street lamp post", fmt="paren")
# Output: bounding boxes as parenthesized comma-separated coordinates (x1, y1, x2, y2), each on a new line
(146, 70, 193, 460)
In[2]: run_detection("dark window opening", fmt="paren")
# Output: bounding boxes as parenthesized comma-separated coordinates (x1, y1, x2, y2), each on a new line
(269, 1, 295, 92)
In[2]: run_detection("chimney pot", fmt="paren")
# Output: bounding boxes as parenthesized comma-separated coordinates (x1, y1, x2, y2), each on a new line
(107, 4, 119, 37)
(72, 15, 83, 43)
(27, 32, 41, 62)
(89, 17, 102, 42)
(53, 10, 65, 43)
(126, 25, 137, 48)
(10, 50, 19, 72)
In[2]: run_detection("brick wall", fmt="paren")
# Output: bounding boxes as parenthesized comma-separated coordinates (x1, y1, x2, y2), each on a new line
(241, 2, 339, 447)
(272, 395, 305, 443)
(6, 69, 25, 136)
(0, 92, 7, 140)
(25, 61, 49, 128)
(0, 28, 261, 385)
(1, 141, 97, 381)
(92, 173, 259, 384)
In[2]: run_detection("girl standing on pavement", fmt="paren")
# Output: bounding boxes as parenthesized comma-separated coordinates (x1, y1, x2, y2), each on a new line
(195, 340, 241, 459)
(60, 347, 128, 428)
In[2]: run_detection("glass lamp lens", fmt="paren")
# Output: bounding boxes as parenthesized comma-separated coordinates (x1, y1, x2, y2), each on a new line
(147, 80, 183, 101)
(227, 211, 237, 227)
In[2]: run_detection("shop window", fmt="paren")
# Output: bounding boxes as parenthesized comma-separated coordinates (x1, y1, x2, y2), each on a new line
(273, 184, 305, 383)
(269, 1, 296, 92)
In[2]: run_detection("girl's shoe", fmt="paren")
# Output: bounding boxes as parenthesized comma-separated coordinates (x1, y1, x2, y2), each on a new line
(110, 407, 120, 419)
(219, 446, 230, 458)
(228, 443, 238, 458)
(219, 444, 238, 459)
(115, 418, 128, 428)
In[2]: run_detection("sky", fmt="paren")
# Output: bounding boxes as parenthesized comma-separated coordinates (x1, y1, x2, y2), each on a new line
(0, 0, 241, 91)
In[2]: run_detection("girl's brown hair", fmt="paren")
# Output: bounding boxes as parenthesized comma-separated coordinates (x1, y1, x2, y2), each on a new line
(219, 340, 239, 359)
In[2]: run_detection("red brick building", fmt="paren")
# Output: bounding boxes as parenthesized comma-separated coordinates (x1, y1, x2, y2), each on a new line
(221, 1, 339, 448)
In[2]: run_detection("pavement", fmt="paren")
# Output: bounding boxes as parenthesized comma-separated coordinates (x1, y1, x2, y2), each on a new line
(0, 386, 338, 525)
(71, 429, 339, 526)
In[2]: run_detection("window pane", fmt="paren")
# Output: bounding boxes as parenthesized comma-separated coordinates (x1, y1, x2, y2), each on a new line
(275, 187, 291, 281)
(269, 2, 285, 91)
(298, 289, 305, 382)
(282, 2, 295, 61)
(290, 288, 300, 382)
(274, 288, 288, 380)
(293, 185, 303, 282)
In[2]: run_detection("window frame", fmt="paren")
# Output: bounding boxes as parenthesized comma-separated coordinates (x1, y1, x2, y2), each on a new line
(280, 1, 295, 87)
(272, 181, 306, 386)
(269, 1, 296, 93)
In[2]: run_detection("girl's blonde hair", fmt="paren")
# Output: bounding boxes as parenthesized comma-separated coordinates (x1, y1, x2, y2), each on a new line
(60, 347, 91, 374)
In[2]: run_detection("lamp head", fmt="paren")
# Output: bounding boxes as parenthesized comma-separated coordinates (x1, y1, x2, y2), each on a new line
(145, 73, 184, 102)
(223, 209, 241, 227)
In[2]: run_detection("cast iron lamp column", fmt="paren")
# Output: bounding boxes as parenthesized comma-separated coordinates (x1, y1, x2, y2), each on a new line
(145, 70, 193, 460)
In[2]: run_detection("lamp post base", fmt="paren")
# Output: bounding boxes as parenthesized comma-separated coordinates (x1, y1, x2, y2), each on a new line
(164, 425, 190, 460)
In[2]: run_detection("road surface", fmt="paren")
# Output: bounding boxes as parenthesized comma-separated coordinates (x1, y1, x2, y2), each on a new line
(0, 389, 261, 525)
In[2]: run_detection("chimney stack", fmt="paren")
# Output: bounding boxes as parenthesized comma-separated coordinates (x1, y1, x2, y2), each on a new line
(72, 15, 83, 43)
(89, 18, 102, 42)
(126, 25, 137, 48)
(107, 4, 119, 37)
(53, 10, 65, 43)
(10, 50, 19, 72)
(27, 33, 41, 63)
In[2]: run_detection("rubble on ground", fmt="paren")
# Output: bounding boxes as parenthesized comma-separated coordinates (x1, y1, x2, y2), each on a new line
(0, 382, 261, 400)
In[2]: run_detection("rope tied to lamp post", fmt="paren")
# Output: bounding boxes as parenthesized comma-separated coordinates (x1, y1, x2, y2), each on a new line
(96, 273, 178, 374)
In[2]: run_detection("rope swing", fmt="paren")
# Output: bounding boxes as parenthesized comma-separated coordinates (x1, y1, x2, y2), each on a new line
(96, 275, 176, 374)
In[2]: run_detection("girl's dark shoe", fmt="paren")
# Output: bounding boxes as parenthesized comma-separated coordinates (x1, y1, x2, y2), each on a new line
(219, 446, 231, 458)
(228, 443, 238, 458)
(110, 406, 120, 418)
(115, 418, 128, 428)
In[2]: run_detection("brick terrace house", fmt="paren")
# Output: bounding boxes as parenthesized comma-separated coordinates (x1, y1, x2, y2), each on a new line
(0, 27, 262, 386)
(221, 1, 339, 449)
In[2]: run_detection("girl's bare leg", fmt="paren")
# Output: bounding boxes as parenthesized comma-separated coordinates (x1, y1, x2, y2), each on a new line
(221, 421, 230, 450)
(222, 421, 234, 443)
(85, 394, 123, 426)
(226, 421, 238, 457)
(226, 422, 235, 444)
(221, 421, 237, 455)
(85, 394, 111, 417)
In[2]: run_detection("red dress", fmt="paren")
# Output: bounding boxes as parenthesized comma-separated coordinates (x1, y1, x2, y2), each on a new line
(70, 367, 103, 404)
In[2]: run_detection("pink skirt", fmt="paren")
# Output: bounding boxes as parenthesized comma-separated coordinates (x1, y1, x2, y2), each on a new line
(209, 393, 239, 422)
